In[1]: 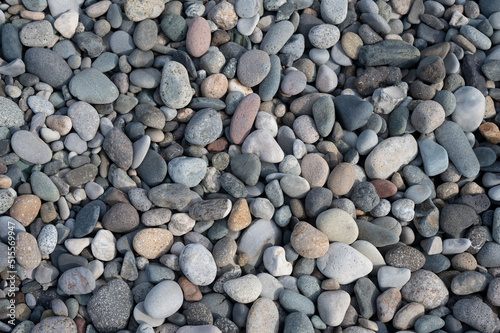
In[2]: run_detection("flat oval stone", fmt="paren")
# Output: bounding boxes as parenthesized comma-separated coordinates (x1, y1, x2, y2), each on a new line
(11, 130, 52, 164)
(186, 17, 211, 57)
(144, 280, 183, 319)
(435, 121, 480, 178)
(359, 40, 421, 68)
(168, 157, 207, 188)
(58, 266, 96, 295)
(180, 243, 217, 286)
(136, 150, 167, 186)
(260, 20, 295, 55)
(290, 221, 330, 258)
(401, 269, 449, 310)
(87, 279, 133, 333)
(69, 68, 119, 104)
(317, 242, 373, 284)
(230, 93, 261, 144)
(237, 50, 271, 87)
(452, 86, 485, 132)
(133, 228, 173, 259)
(160, 61, 193, 109)
(102, 202, 139, 233)
(103, 127, 133, 170)
(67, 101, 99, 141)
(185, 108, 223, 146)
(25, 47, 73, 88)
(224, 274, 262, 304)
(365, 134, 418, 180)
(16, 231, 41, 270)
(246, 298, 279, 333)
(453, 298, 497, 333)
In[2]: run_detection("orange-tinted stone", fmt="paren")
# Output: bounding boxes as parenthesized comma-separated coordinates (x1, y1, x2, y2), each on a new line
(207, 137, 229, 152)
(10, 194, 41, 227)
(186, 17, 211, 57)
(178, 276, 202, 301)
(227, 198, 251, 231)
(479, 122, 500, 144)
(290, 222, 329, 258)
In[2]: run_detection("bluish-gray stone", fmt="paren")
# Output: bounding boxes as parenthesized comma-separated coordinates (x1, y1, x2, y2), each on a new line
(69, 68, 119, 104)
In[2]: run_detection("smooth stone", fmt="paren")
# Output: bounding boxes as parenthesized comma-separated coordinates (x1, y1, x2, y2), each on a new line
(453, 298, 497, 333)
(136, 150, 167, 186)
(103, 127, 134, 170)
(321, 0, 348, 24)
(279, 289, 315, 315)
(260, 20, 295, 55)
(24, 47, 72, 89)
(359, 40, 421, 68)
(259, 54, 281, 102)
(168, 157, 207, 188)
(0, 97, 24, 128)
(19, 20, 56, 47)
(452, 86, 485, 132)
(401, 269, 449, 310)
(451, 271, 491, 295)
(418, 139, 448, 176)
(67, 101, 99, 141)
(224, 275, 262, 303)
(334, 94, 373, 131)
(237, 51, 271, 88)
(186, 17, 211, 58)
(180, 243, 217, 286)
(283, 312, 314, 333)
(317, 242, 373, 284)
(317, 290, 350, 326)
(87, 279, 133, 332)
(435, 121, 480, 178)
(58, 266, 96, 295)
(365, 134, 418, 180)
(185, 108, 222, 146)
(242, 130, 285, 163)
(230, 93, 261, 144)
(377, 266, 411, 290)
(238, 219, 282, 266)
(356, 219, 400, 247)
(316, 208, 358, 244)
(160, 61, 193, 109)
(246, 298, 279, 333)
(32, 317, 76, 333)
(69, 68, 119, 104)
(11, 130, 52, 164)
(144, 280, 183, 319)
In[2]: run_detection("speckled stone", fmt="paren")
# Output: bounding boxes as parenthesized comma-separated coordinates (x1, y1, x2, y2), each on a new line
(133, 228, 173, 259)
(401, 269, 449, 310)
(230, 93, 261, 144)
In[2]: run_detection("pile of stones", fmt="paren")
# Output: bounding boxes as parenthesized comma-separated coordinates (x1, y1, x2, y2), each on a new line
(0, 0, 500, 332)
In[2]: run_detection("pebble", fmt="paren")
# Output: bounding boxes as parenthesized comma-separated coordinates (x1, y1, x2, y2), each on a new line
(317, 290, 350, 326)
(16, 231, 41, 270)
(224, 274, 262, 303)
(32, 317, 77, 333)
(435, 121, 480, 178)
(242, 130, 285, 163)
(453, 298, 497, 333)
(87, 278, 133, 332)
(11, 130, 52, 165)
(160, 61, 194, 109)
(103, 127, 134, 170)
(186, 17, 211, 57)
(452, 86, 485, 132)
(237, 50, 271, 88)
(260, 20, 295, 55)
(317, 242, 373, 284)
(144, 280, 183, 319)
(69, 68, 119, 104)
(180, 243, 217, 286)
(246, 298, 279, 333)
(401, 269, 449, 309)
(58, 266, 96, 295)
(316, 208, 358, 244)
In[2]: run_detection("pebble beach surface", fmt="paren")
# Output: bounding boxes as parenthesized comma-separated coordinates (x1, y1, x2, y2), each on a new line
(0, 0, 500, 332)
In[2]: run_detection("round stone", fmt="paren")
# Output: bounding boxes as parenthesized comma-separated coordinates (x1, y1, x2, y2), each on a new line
(185, 108, 223, 146)
(223, 274, 262, 304)
(401, 269, 449, 310)
(316, 208, 358, 244)
(58, 266, 96, 295)
(133, 228, 173, 259)
(237, 50, 271, 87)
(144, 280, 183, 319)
(180, 243, 217, 286)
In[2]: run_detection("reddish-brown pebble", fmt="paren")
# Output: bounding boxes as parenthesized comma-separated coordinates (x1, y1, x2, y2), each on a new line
(0, 161, 7, 174)
(186, 17, 211, 58)
(178, 276, 202, 301)
(201, 74, 228, 99)
(74, 317, 86, 333)
(227, 198, 251, 231)
(327, 162, 356, 196)
(371, 179, 398, 198)
(207, 137, 229, 152)
(301, 153, 329, 188)
(290, 222, 329, 258)
(10, 194, 41, 227)
(229, 93, 260, 144)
